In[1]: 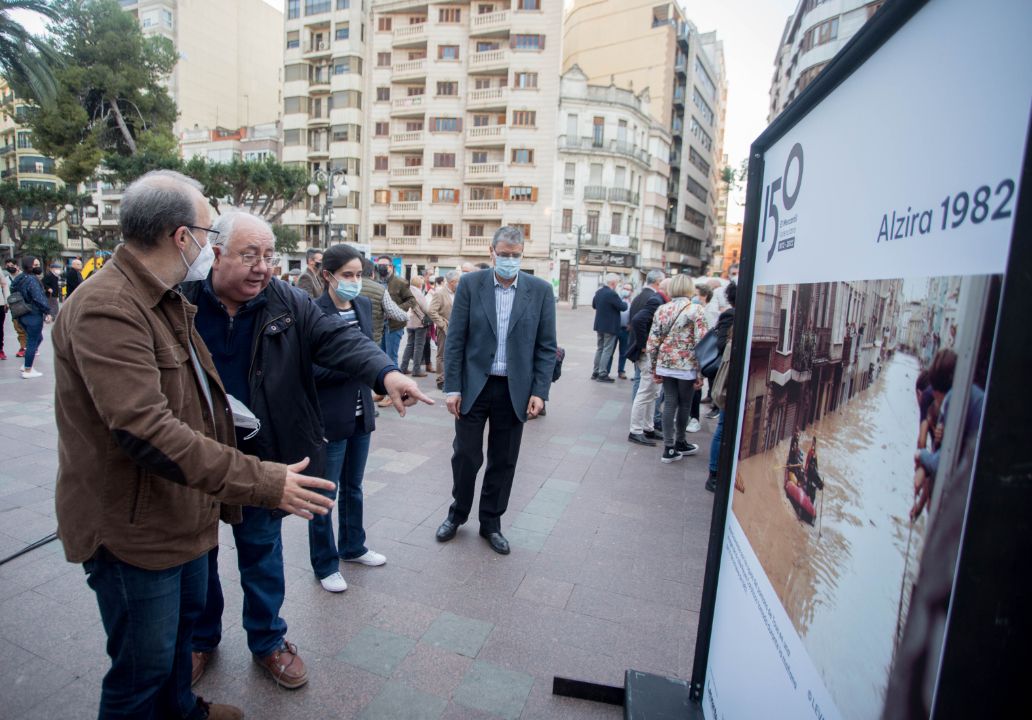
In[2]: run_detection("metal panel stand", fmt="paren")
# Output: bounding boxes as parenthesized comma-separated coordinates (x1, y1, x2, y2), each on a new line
(553, 670, 703, 719)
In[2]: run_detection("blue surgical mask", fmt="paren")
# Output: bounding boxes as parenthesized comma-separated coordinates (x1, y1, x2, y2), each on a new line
(332, 277, 362, 302)
(494, 257, 521, 279)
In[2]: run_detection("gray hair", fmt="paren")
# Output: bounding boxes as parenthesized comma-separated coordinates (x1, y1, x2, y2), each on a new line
(491, 225, 525, 249)
(605, 273, 620, 285)
(445, 270, 460, 282)
(645, 269, 665, 286)
(210, 211, 273, 248)
(120, 170, 203, 248)
(306, 247, 323, 261)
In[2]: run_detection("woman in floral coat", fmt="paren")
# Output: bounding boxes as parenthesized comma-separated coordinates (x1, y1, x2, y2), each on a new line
(646, 273, 710, 463)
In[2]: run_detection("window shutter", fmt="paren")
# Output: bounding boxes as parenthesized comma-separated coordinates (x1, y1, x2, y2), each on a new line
(539, 35, 545, 50)
(531, 187, 539, 202)
(456, 118, 463, 132)
(432, 188, 439, 202)
(502, 185, 510, 200)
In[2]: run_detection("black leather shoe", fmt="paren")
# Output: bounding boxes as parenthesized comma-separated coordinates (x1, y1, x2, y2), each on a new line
(642, 429, 660, 440)
(596, 374, 616, 383)
(479, 529, 510, 555)
(436, 519, 459, 542)
(628, 432, 657, 447)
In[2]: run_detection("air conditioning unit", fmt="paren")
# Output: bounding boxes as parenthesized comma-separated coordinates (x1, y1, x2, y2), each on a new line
(318, 42, 327, 51)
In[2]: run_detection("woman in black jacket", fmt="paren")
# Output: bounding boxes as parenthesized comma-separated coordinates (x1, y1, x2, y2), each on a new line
(11, 255, 51, 379)
(308, 244, 387, 593)
(706, 281, 736, 491)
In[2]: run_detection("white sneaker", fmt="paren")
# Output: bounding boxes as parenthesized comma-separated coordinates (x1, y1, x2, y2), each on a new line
(686, 418, 701, 433)
(21, 369, 42, 379)
(344, 550, 386, 566)
(319, 572, 348, 593)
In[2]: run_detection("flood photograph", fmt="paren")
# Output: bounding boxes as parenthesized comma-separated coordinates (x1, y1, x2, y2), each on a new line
(730, 275, 984, 720)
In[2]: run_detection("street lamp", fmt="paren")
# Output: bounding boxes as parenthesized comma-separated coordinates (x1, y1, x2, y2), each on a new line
(306, 168, 349, 248)
(566, 225, 592, 309)
(64, 201, 98, 252)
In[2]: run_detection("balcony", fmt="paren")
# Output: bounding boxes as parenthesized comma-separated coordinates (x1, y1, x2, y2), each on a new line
(586, 234, 640, 252)
(392, 58, 427, 81)
(392, 22, 426, 47)
(462, 236, 492, 252)
(463, 200, 503, 216)
(304, 41, 332, 58)
(390, 95, 426, 116)
(389, 166, 424, 183)
(387, 236, 420, 249)
(673, 86, 686, 108)
(557, 135, 649, 164)
(467, 87, 508, 109)
(469, 49, 509, 73)
(465, 162, 503, 180)
(0, 145, 12, 155)
(307, 114, 330, 127)
(608, 188, 640, 205)
(584, 186, 607, 202)
(307, 143, 329, 158)
(101, 184, 125, 196)
(388, 201, 422, 217)
(465, 125, 507, 146)
(470, 9, 510, 36)
(669, 150, 681, 168)
(390, 130, 424, 148)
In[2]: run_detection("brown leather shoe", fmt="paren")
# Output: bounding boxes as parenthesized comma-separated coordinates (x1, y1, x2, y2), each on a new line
(255, 641, 308, 689)
(195, 697, 244, 719)
(191, 651, 212, 686)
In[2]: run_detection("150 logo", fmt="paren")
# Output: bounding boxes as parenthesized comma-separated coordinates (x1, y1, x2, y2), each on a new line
(761, 142, 804, 263)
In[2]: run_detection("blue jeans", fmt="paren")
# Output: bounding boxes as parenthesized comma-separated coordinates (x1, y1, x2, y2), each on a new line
(385, 327, 403, 365)
(85, 548, 208, 719)
(193, 507, 287, 657)
(20, 312, 43, 369)
(309, 433, 371, 579)
(709, 410, 725, 473)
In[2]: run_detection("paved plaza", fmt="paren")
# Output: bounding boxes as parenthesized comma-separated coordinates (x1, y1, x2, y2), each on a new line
(0, 304, 717, 719)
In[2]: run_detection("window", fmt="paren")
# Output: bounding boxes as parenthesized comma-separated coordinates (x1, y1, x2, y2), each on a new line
(334, 56, 360, 74)
(436, 81, 458, 96)
(287, 0, 299, 19)
(511, 34, 545, 50)
(373, 189, 391, 203)
(377, 52, 392, 67)
(506, 186, 537, 202)
(468, 223, 485, 237)
(469, 186, 502, 200)
(374, 155, 388, 170)
(335, 26, 349, 41)
(688, 146, 710, 176)
(407, 85, 425, 96)
(374, 122, 389, 136)
(337, 0, 350, 8)
(284, 64, 306, 82)
(471, 151, 488, 164)
(377, 16, 392, 31)
(402, 222, 421, 236)
(511, 223, 531, 241)
(404, 154, 423, 167)
(305, 0, 330, 15)
(692, 87, 714, 126)
(694, 56, 717, 99)
(476, 41, 500, 53)
(331, 124, 360, 142)
(431, 224, 453, 238)
(284, 129, 304, 146)
(433, 153, 456, 168)
(431, 117, 461, 132)
(330, 90, 362, 109)
(405, 120, 424, 131)
(438, 45, 460, 60)
(16, 131, 33, 149)
(373, 223, 386, 237)
(684, 205, 706, 228)
(685, 175, 708, 203)
(516, 0, 540, 9)
(399, 189, 422, 201)
(286, 31, 300, 49)
(561, 209, 573, 233)
(376, 87, 390, 101)
(511, 148, 534, 164)
(689, 116, 713, 151)
(564, 162, 575, 196)
(586, 210, 599, 235)
(161, 9, 173, 27)
(472, 114, 490, 127)
(433, 188, 459, 203)
(439, 8, 461, 22)
(513, 72, 538, 88)
(511, 110, 536, 127)
(592, 116, 604, 147)
(611, 212, 622, 234)
(284, 96, 304, 114)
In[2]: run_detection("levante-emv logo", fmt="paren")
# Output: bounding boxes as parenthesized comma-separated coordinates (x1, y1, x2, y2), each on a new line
(761, 142, 804, 263)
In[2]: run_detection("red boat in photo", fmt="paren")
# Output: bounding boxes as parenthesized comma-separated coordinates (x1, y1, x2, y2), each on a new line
(784, 480, 816, 523)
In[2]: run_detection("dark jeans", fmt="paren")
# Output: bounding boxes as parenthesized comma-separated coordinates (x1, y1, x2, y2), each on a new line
(400, 326, 427, 373)
(309, 433, 371, 579)
(709, 410, 725, 473)
(449, 376, 524, 534)
(194, 507, 286, 657)
(85, 548, 208, 719)
(661, 376, 695, 447)
(691, 386, 701, 421)
(20, 311, 44, 369)
(592, 332, 617, 377)
(0, 305, 6, 351)
(385, 327, 403, 365)
(607, 327, 629, 375)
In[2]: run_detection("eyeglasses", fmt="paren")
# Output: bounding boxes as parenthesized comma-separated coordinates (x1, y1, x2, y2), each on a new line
(172, 225, 222, 244)
(223, 248, 282, 268)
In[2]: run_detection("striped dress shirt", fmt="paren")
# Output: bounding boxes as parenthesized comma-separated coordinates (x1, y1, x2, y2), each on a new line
(490, 273, 518, 376)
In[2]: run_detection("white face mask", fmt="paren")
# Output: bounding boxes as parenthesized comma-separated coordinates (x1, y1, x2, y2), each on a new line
(181, 229, 215, 282)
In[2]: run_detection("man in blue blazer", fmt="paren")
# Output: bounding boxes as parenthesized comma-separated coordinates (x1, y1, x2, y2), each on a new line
(591, 273, 628, 383)
(436, 226, 558, 554)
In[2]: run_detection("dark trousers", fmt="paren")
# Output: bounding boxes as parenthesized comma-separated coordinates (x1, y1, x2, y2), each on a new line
(709, 410, 725, 473)
(449, 376, 524, 534)
(309, 433, 372, 578)
(661, 376, 695, 447)
(592, 332, 617, 377)
(401, 326, 427, 373)
(85, 548, 207, 719)
(20, 312, 44, 369)
(0, 305, 6, 351)
(691, 386, 701, 421)
(607, 327, 630, 375)
(193, 507, 287, 657)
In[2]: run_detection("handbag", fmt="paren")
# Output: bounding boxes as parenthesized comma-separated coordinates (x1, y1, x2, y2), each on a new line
(712, 332, 733, 410)
(552, 347, 566, 382)
(695, 328, 721, 379)
(7, 277, 31, 319)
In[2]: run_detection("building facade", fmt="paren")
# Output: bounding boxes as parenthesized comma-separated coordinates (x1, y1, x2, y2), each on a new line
(562, 0, 727, 276)
(180, 122, 283, 163)
(551, 65, 670, 303)
(768, 0, 885, 121)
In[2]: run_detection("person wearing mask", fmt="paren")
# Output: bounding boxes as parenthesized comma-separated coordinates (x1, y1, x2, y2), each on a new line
(64, 258, 84, 297)
(375, 256, 416, 365)
(0, 258, 9, 361)
(43, 261, 63, 316)
(706, 281, 736, 491)
(358, 257, 408, 348)
(646, 274, 708, 463)
(52, 170, 338, 720)
(435, 226, 557, 555)
(590, 273, 627, 383)
(399, 275, 431, 377)
(626, 278, 671, 446)
(296, 248, 324, 299)
(11, 255, 51, 379)
(308, 244, 388, 593)
(184, 212, 433, 690)
(611, 282, 634, 379)
(3, 257, 27, 358)
(428, 270, 458, 390)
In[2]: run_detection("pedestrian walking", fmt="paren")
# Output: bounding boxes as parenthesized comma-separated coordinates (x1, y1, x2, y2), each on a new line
(646, 274, 708, 463)
(43, 261, 62, 316)
(309, 243, 389, 593)
(399, 275, 431, 376)
(3, 257, 27, 358)
(184, 211, 432, 690)
(375, 255, 416, 365)
(429, 270, 458, 390)
(52, 170, 338, 720)
(0, 258, 9, 361)
(591, 273, 627, 382)
(435, 226, 557, 555)
(64, 258, 84, 297)
(296, 247, 324, 299)
(10, 255, 51, 379)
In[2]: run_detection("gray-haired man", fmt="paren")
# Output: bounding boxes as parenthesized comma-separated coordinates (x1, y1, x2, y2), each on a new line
(428, 269, 459, 389)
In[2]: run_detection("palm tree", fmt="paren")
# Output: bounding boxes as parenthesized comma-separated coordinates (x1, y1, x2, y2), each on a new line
(0, 0, 61, 105)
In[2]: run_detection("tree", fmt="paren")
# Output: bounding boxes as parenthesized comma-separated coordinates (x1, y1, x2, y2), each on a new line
(0, 179, 87, 254)
(272, 224, 300, 255)
(22, 0, 178, 184)
(21, 229, 61, 262)
(185, 156, 311, 223)
(0, 0, 61, 106)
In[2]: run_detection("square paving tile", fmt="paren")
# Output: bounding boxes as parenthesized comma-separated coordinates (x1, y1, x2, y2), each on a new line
(392, 642, 473, 698)
(513, 574, 574, 609)
(453, 659, 535, 720)
(502, 526, 548, 552)
(421, 611, 493, 658)
(359, 680, 448, 720)
(511, 512, 558, 535)
(337, 625, 416, 678)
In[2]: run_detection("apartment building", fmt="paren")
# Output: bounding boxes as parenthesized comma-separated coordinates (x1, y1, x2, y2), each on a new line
(119, 0, 283, 132)
(768, 0, 885, 121)
(552, 65, 671, 303)
(180, 122, 283, 163)
(364, 0, 562, 277)
(563, 0, 727, 275)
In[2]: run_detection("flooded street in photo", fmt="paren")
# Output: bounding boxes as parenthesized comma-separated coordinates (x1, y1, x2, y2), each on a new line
(732, 353, 927, 720)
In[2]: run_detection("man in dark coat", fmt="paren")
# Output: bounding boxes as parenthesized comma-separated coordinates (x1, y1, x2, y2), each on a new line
(64, 258, 84, 296)
(627, 269, 665, 398)
(590, 273, 627, 382)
